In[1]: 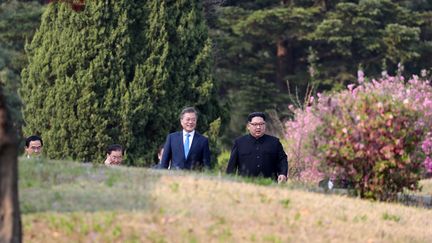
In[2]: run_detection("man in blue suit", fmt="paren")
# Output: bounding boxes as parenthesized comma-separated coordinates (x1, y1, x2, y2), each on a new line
(159, 107, 211, 170)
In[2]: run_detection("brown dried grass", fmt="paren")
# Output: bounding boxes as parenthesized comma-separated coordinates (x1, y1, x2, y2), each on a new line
(23, 173, 432, 243)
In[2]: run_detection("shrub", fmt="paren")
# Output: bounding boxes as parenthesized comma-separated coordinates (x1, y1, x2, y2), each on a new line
(286, 71, 432, 200)
(317, 92, 423, 200)
(215, 150, 230, 173)
(421, 136, 432, 176)
(285, 105, 323, 183)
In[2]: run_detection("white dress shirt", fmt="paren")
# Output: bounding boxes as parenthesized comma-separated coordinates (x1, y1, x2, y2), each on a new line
(182, 130, 195, 149)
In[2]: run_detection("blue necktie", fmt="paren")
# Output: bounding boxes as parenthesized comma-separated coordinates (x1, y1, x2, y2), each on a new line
(184, 133, 190, 158)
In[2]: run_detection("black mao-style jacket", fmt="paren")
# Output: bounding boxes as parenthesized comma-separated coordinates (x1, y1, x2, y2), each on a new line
(226, 134, 288, 179)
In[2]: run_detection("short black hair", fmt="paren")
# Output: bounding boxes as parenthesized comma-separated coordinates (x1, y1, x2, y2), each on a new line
(180, 107, 198, 119)
(247, 112, 266, 122)
(25, 135, 43, 147)
(106, 144, 123, 155)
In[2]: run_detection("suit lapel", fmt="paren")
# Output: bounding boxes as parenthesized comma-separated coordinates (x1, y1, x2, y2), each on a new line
(176, 132, 186, 160)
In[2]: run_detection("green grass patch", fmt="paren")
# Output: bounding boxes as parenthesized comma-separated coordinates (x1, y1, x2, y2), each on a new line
(382, 212, 401, 222)
(279, 198, 291, 208)
(19, 158, 432, 242)
(19, 159, 161, 213)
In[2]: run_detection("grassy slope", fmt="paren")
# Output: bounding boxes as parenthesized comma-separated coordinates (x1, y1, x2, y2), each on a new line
(20, 159, 432, 242)
(419, 179, 432, 195)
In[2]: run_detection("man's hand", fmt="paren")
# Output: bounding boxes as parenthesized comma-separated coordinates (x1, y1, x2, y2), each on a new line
(277, 174, 287, 184)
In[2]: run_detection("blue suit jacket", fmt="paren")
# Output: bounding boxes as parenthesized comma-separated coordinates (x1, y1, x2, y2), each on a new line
(159, 131, 211, 170)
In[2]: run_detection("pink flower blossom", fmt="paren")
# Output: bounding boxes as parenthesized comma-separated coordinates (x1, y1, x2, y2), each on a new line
(424, 157, 432, 173)
(422, 137, 432, 155)
(285, 71, 432, 183)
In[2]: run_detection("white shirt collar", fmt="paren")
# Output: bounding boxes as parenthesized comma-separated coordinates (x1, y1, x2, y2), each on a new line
(183, 130, 195, 137)
(183, 130, 195, 149)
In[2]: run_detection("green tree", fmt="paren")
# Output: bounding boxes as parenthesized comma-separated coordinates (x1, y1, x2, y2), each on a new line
(125, 0, 223, 164)
(21, 0, 221, 165)
(310, 0, 424, 86)
(211, 0, 432, 144)
(212, 0, 321, 144)
(0, 0, 44, 144)
(21, 2, 131, 161)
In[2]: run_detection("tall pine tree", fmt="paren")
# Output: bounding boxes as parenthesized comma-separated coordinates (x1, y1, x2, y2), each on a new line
(21, 0, 221, 165)
(126, 0, 222, 164)
(0, 0, 44, 145)
(21, 1, 131, 161)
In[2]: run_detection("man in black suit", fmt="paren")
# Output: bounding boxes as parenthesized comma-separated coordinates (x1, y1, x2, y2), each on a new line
(226, 112, 288, 183)
(159, 107, 211, 170)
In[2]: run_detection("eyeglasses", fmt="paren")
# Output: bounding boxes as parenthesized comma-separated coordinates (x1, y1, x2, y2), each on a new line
(110, 155, 123, 160)
(30, 146, 42, 151)
(249, 122, 266, 127)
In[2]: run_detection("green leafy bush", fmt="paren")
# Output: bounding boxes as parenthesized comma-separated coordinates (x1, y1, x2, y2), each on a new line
(215, 150, 230, 173)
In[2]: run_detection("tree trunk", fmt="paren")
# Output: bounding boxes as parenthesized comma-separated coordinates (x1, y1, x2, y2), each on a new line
(275, 38, 294, 92)
(281, 0, 291, 5)
(314, 0, 328, 11)
(0, 86, 21, 243)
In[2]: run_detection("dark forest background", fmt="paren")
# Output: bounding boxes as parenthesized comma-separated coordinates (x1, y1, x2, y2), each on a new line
(1, 0, 432, 165)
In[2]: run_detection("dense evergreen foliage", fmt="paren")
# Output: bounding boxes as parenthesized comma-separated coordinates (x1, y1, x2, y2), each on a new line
(5, 0, 432, 161)
(21, 0, 222, 165)
(211, 0, 432, 143)
(0, 0, 44, 143)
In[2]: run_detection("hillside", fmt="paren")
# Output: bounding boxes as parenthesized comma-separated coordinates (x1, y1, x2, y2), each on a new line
(20, 159, 432, 242)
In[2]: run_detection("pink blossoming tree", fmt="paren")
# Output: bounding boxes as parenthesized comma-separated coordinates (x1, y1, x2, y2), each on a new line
(286, 70, 432, 200)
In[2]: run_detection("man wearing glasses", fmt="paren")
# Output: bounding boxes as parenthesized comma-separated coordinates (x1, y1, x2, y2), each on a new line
(25, 135, 43, 159)
(104, 144, 124, 166)
(226, 112, 288, 183)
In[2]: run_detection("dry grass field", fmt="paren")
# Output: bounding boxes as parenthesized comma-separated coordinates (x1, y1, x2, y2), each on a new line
(419, 179, 432, 195)
(20, 160, 432, 242)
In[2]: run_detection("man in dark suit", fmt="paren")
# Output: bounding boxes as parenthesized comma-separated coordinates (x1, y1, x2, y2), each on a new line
(159, 107, 211, 170)
(226, 112, 288, 183)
